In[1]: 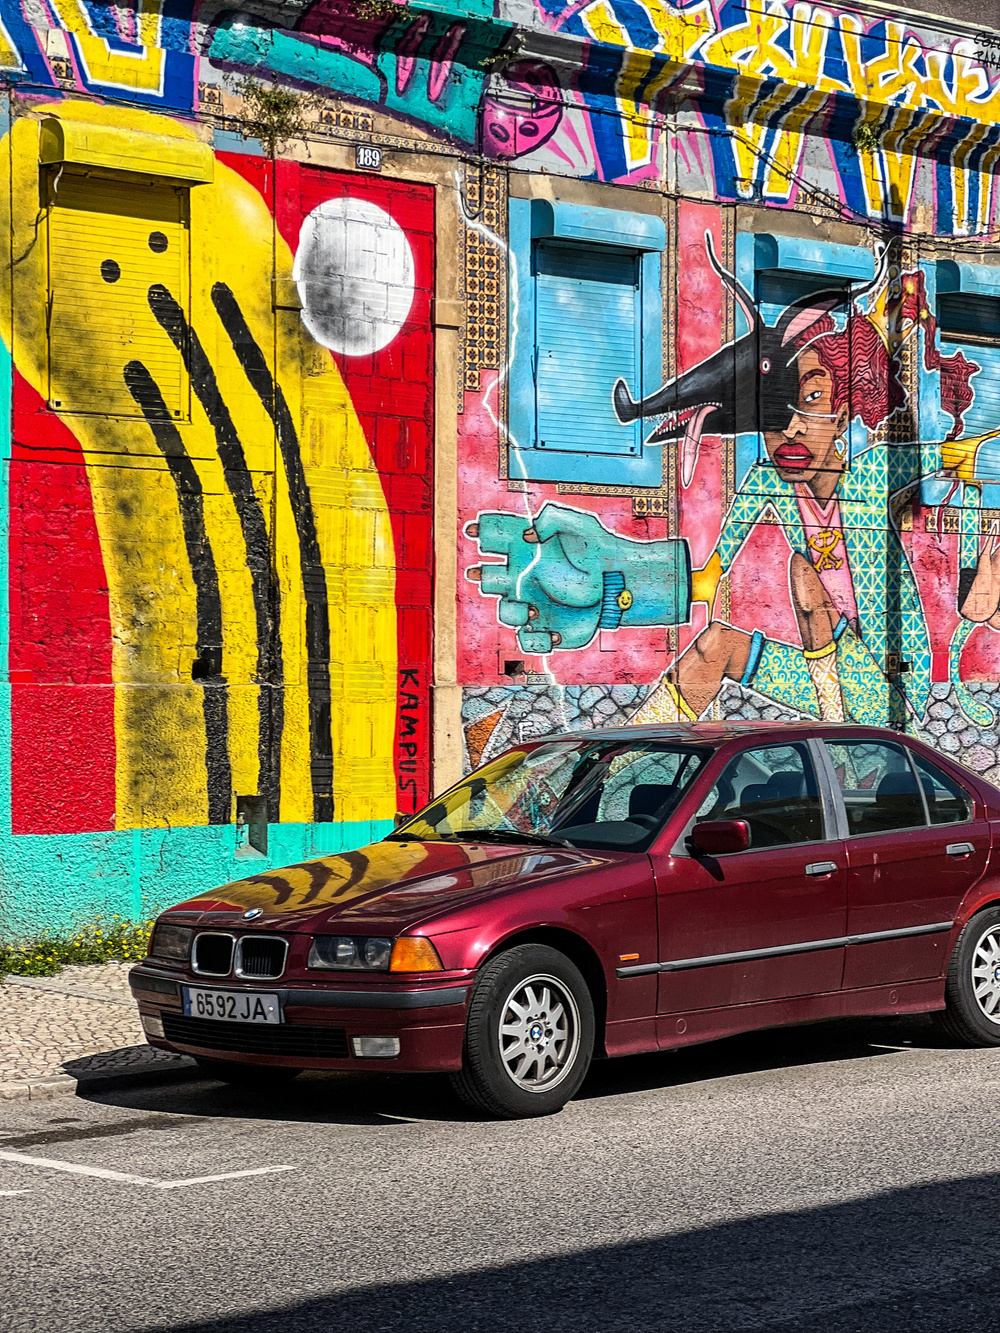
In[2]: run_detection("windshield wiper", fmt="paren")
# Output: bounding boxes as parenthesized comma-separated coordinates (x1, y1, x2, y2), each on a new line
(449, 828, 576, 849)
(386, 827, 576, 849)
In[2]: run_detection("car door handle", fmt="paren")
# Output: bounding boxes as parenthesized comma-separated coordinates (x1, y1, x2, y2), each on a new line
(946, 842, 975, 857)
(805, 861, 838, 876)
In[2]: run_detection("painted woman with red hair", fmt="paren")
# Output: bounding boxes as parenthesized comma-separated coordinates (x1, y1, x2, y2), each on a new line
(633, 286, 950, 728)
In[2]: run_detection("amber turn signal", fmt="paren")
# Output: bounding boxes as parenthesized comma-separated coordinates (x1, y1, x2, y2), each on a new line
(389, 936, 444, 973)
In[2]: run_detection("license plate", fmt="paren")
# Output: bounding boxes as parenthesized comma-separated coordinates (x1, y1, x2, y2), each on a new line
(182, 986, 282, 1024)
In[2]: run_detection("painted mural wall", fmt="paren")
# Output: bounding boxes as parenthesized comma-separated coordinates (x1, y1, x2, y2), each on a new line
(485, 0, 1000, 235)
(455, 2, 1000, 779)
(460, 209, 1000, 782)
(0, 0, 999, 929)
(0, 2, 446, 933)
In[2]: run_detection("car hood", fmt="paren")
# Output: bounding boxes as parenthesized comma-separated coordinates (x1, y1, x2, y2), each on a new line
(166, 839, 606, 933)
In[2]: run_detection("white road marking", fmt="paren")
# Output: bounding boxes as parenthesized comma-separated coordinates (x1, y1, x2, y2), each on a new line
(0, 1188, 32, 1196)
(0, 1150, 159, 1185)
(0, 1149, 294, 1189)
(156, 1166, 295, 1189)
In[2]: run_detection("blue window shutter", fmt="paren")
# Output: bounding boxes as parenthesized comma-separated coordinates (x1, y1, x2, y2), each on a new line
(938, 292, 1000, 341)
(757, 271, 848, 330)
(938, 297, 1000, 450)
(534, 243, 642, 457)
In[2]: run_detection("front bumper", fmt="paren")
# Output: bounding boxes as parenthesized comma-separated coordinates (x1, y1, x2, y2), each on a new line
(129, 964, 469, 1072)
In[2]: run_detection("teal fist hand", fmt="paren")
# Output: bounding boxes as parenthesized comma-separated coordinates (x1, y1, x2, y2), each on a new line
(467, 503, 692, 654)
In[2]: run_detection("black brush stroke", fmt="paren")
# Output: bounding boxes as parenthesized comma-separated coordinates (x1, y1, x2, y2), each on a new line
(124, 360, 232, 826)
(211, 282, 334, 824)
(148, 284, 284, 822)
(240, 858, 338, 908)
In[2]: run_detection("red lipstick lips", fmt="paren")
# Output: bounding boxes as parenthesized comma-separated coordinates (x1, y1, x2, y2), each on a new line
(773, 443, 813, 470)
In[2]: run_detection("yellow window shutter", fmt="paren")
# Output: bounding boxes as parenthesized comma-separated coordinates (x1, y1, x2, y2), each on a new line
(47, 171, 190, 419)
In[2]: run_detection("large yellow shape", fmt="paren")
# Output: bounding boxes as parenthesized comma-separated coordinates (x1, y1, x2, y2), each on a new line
(1, 102, 397, 830)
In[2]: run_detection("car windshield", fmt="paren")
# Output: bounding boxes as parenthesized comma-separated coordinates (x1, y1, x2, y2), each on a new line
(390, 740, 712, 852)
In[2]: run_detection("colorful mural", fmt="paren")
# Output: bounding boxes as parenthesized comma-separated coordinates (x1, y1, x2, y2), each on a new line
(3, 0, 997, 229)
(6, 102, 434, 837)
(459, 189, 1000, 775)
(0, 0, 1000, 931)
(502, 0, 1000, 234)
(0, 0, 510, 131)
(0, 89, 435, 933)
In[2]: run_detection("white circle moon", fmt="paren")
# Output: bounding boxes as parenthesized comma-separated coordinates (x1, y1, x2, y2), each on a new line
(293, 197, 415, 357)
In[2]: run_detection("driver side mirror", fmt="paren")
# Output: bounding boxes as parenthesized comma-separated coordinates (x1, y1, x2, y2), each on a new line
(690, 819, 750, 855)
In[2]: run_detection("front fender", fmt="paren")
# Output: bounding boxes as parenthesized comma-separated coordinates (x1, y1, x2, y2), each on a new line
(425, 862, 658, 1028)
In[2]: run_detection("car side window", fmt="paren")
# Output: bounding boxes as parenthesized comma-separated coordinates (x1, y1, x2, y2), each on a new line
(911, 754, 972, 826)
(694, 743, 824, 848)
(824, 740, 927, 836)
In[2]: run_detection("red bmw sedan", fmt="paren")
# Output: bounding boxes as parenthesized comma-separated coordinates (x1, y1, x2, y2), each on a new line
(130, 722, 1000, 1118)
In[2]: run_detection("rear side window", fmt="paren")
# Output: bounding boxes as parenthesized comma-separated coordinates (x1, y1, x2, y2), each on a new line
(695, 743, 823, 847)
(825, 740, 926, 835)
(912, 754, 972, 826)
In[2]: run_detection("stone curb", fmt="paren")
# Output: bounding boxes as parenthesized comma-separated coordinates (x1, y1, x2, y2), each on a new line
(2, 974, 136, 1007)
(0, 1058, 201, 1103)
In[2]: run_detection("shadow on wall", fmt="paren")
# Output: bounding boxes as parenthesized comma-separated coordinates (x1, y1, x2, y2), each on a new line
(157, 1167, 998, 1332)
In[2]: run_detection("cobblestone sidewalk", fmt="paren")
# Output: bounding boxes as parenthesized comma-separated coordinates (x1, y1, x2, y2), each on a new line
(0, 961, 194, 1100)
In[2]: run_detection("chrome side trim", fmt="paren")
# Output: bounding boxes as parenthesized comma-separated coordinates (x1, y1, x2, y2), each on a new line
(617, 920, 954, 978)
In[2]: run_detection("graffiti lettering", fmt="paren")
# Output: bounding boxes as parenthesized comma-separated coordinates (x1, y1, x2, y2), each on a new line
(397, 668, 423, 813)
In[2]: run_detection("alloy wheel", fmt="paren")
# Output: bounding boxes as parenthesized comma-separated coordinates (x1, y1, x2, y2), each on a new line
(971, 925, 1000, 1024)
(497, 972, 581, 1093)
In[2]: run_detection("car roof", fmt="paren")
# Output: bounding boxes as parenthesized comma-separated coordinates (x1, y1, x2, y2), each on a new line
(499, 721, 1000, 813)
(525, 721, 914, 747)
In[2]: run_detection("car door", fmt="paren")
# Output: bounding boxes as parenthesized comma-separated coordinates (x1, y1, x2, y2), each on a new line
(820, 738, 990, 988)
(649, 739, 848, 1017)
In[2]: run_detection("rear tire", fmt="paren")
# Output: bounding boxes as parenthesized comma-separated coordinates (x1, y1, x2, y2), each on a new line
(450, 944, 594, 1119)
(194, 1057, 302, 1085)
(936, 906, 1000, 1047)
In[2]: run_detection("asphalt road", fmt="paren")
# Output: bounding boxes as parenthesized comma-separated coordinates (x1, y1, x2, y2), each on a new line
(4, 1016, 1000, 1333)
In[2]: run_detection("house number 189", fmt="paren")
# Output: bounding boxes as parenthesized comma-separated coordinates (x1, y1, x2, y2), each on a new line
(356, 145, 383, 170)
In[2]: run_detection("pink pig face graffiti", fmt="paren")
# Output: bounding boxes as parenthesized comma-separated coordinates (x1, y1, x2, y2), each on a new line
(481, 61, 563, 159)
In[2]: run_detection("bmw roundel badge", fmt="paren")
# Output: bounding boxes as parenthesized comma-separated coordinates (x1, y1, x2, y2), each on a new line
(241, 907, 263, 921)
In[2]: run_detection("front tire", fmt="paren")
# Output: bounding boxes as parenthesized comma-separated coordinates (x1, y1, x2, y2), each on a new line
(450, 944, 595, 1119)
(937, 906, 1000, 1047)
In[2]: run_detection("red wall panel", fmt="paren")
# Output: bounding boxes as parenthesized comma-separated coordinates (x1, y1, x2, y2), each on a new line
(9, 373, 116, 833)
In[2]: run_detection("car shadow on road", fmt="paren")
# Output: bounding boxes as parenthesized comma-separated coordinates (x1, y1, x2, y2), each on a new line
(145, 1167, 1000, 1333)
(84, 1013, 957, 1127)
(578, 1012, 953, 1100)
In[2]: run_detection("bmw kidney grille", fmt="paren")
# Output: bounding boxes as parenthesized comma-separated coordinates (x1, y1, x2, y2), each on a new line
(192, 932, 235, 976)
(235, 935, 288, 980)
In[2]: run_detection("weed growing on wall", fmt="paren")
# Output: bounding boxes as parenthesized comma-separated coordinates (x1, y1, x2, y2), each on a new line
(0, 918, 153, 978)
(352, 0, 400, 18)
(852, 122, 882, 154)
(229, 76, 323, 157)
(479, 33, 527, 68)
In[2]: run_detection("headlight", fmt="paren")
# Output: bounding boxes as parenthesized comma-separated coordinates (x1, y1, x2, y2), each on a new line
(149, 921, 192, 962)
(309, 935, 393, 971)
